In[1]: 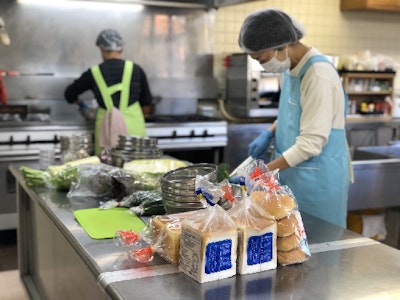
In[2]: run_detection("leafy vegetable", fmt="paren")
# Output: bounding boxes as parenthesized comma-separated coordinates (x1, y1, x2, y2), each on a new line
(217, 163, 230, 182)
(20, 166, 49, 187)
(123, 158, 188, 175)
(47, 156, 100, 177)
(20, 156, 101, 190)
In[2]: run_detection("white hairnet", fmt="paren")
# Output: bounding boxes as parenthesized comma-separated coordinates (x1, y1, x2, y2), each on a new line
(96, 29, 125, 51)
(0, 17, 10, 46)
(238, 9, 305, 53)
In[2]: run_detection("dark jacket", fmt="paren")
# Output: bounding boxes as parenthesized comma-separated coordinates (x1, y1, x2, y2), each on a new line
(64, 58, 153, 109)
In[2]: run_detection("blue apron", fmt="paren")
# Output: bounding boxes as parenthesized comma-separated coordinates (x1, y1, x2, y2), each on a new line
(274, 55, 349, 228)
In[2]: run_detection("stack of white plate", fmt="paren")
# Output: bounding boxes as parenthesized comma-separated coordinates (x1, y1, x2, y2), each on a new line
(161, 163, 217, 214)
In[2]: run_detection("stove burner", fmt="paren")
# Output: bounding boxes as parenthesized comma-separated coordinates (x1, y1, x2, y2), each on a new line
(145, 114, 222, 123)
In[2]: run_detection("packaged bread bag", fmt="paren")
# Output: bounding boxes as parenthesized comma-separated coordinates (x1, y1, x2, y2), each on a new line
(237, 159, 311, 266)
(227, 195, 277, 274)
(178, 176, 238, 283)
(250, 184, 311, 266)
(150, 210, 198, 265)
(150, 177, 235, 266)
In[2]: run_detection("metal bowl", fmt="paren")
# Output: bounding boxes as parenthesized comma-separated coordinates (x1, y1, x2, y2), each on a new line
(163, 199, 205, 208)
(163, 204, 204, 214)
(118, 135, 158, 148)
(161, 185, 196, 197)
(161, 163, 217, 213)
(163, 198, 206, 214)
(162, 192, 199, 203)
(110, 147, 163, 167)
(161, 163, 217, 186)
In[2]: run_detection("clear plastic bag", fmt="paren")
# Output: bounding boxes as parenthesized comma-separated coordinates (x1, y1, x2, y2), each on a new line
(112, 226, 156, 264)
(100, 190, 163, 211)
(249, 183, 311, 266)
(149, 211, 198, 265)
(123, 158, 190, 191)
(227, 195, 277, 274)
(67, 163, 117, 198)
(217, 179, 242, 210)
(234, 159, 311, 266)
(178, 189, 238, 283)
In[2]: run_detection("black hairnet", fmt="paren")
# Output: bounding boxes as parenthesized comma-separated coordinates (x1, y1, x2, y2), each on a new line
(238, 9, 305, 53)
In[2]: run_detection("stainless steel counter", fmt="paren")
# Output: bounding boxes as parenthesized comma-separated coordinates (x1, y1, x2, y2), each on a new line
(9, 163, 400, 300)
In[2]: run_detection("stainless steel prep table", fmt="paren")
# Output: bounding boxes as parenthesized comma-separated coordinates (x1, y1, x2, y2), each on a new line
(9, 163, 400, 300)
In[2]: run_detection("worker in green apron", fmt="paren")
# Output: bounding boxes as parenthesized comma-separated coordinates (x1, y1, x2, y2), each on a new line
(64, 29, 153, 155)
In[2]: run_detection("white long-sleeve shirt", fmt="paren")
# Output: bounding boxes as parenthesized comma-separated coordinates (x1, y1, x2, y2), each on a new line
(281, 47, 346, 167)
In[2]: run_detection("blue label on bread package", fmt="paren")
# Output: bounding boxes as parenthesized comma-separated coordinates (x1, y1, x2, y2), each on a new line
(205, 239, 233, 274)
(247, 232, 273, 265)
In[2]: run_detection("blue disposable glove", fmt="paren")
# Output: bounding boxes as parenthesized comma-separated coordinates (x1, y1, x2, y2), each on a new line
(79, 101, 88, 109)
(248, 130, 273, 159)
(229, 175, 241, 185)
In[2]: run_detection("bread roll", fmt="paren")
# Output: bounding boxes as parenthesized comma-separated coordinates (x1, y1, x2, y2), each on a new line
(277, 247, 306, 266)
(277, 233, 301, 252)
(277, 213, 299, 237)
(250, 191, 296, 220)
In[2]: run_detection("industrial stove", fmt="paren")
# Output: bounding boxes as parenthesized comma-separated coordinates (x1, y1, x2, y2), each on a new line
(145, 114, 227, 149)
(0, 112, 228, 230)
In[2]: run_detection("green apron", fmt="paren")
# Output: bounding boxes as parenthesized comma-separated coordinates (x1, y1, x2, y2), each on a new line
(91, 61, 146, 155)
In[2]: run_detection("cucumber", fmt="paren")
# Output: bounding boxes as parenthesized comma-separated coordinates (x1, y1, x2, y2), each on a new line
(129, 193, 165, 216)
(120, 190, 162, 207)
(142, 202, 166, 216)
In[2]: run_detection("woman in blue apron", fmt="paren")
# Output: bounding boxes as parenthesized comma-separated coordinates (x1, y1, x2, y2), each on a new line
(64, 29, 153, 155)
(238, 9, 351, 228)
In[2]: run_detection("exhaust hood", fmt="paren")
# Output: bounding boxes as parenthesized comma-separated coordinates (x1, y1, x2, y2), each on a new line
(75, 0, 259, 9)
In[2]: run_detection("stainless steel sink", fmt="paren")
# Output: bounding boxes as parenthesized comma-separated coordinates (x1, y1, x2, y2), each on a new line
(349, 144, 400, 211)
(354, 145, 400, 160)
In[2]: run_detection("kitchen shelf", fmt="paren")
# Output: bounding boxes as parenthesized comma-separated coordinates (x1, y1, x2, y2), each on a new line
(346, 114, 392, 122)
(340, 0, 400, 12)
(340, 70, 396, 119)
(345, 91, 392, 96)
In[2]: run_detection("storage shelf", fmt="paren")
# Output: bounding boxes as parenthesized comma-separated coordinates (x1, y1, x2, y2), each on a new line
(347, 91, 392, 96)
(341, 71, 396, 118)
(340, 0, 400, 12)
(346, 114, 392, 122)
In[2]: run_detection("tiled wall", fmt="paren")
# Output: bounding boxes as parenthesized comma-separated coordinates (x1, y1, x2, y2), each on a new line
(214, 0, 400, 92)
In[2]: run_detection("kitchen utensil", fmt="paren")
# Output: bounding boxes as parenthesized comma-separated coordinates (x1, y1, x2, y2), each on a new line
(229, 156, 254, 177)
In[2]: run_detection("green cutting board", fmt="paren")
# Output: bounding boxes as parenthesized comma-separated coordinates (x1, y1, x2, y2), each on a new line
(74, 207, 146, 239)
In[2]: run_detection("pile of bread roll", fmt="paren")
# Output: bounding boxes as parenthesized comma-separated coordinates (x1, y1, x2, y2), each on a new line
(250, 191, 309, 266)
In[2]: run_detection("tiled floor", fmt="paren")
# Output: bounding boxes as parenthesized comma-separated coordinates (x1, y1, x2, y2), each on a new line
(0, 230, 30, 300)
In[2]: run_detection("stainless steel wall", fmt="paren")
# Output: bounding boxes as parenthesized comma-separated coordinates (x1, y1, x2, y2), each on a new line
(0, 1, 218, 114)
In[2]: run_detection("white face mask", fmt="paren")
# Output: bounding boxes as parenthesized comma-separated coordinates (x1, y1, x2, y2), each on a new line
(261, 47, 291, 74)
